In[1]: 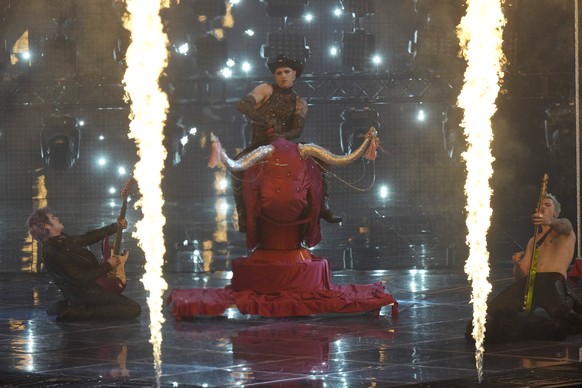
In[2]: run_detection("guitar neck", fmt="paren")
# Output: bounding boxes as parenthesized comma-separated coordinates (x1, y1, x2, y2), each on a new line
(112, 198, 128, 255)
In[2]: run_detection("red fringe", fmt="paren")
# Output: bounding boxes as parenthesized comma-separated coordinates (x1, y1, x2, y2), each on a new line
(364, 137, 379, 160)
(208, 136, 222, 168)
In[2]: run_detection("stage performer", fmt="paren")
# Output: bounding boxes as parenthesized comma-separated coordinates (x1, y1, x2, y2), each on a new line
(233, 54, 342, 232)
(27, 207, 141, 321)
(469, 193, 582, 342)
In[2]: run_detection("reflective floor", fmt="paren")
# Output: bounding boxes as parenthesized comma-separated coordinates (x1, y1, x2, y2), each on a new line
(1, 199, 582, 387)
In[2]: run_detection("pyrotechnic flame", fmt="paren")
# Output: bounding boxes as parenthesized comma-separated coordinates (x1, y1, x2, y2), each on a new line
(122, 0, 170, 384)
(457, 0, 506, 383)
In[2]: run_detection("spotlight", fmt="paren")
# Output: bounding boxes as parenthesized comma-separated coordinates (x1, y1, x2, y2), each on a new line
(261, 0, 309, 18)
(261, 32, 310, 64)
(341, 29, 375, 71)
(41, 114, 80, 170)
(339, 107, 380, 154)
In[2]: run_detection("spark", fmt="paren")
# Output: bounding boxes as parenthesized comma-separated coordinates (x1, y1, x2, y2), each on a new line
(457, 0, 506, 383)
(122, 0, 170, 385)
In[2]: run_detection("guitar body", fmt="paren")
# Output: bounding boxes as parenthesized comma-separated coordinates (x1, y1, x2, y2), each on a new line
(95, 177, 135, 294)
(96, 236, 127, 293)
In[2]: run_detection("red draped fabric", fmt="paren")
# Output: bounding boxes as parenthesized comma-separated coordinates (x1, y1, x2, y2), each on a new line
(568, 258, 582, 283)
(167, 256, 398, 319)
(231, 257, 331, 293)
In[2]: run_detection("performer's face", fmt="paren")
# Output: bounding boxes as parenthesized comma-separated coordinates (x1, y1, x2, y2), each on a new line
(540, 198, 558, 219)
(273, 66, 296, 89)
(45, 213, 64, 236)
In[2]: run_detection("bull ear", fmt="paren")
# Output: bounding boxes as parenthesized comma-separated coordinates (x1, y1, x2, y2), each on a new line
(299, 127, 378, 166)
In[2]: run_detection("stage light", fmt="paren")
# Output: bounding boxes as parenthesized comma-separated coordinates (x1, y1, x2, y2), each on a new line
(304, 13, 313, 22)
(195, 33, 228, 74)
(118, 166, 127, 176)
(176, 43, 189, 55)
(261, 32, 310, 64)
(417, 104, 426, 121)
(221, 67, 232, 78)
(261, 0, 309, 18)
(244, 29, 255, 37)
(379, 185, 389, 199)
(341, 29, 376, 71)
(340, 0, 375, 17)
(10, 30, 30, 68)
(334, 8, 342, 17)
(339, 106, 380, 154)
(180, 135, 189, 146)
(97, 157, 107, 166)
(241, 61, 251, 72)
(329, 47, 338, 56)
(41, 114, 80, 170)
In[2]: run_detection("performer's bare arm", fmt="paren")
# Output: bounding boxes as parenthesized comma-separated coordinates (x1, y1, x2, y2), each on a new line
(549, 218, 573, 235)
(513, 239, 533, 280)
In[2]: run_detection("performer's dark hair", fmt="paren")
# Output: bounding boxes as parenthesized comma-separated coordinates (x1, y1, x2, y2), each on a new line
(27, 207, 53, 242)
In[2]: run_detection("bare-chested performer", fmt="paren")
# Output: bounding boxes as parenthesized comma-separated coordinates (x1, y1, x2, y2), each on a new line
(480, 193, 582, 341)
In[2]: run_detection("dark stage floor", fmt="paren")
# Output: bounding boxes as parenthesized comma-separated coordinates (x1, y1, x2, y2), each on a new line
(1, 198, 582, 387)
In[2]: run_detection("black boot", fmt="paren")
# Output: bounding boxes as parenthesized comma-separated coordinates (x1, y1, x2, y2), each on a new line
(57, 305, 93, 321)
(320, 168, 342, 224)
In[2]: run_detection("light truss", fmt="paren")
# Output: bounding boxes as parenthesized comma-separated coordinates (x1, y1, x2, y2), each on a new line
(0, 72, 574, 110)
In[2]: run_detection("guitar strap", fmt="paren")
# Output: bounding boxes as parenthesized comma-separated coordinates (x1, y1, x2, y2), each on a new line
(535, 228, 552, 248)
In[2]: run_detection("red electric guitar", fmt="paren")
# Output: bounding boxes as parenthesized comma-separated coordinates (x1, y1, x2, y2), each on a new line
(96, 177, 136, 293)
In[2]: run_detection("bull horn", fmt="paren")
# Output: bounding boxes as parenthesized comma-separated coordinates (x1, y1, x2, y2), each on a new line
(209, 133, 274, 171)
(298, 127, 379, 166)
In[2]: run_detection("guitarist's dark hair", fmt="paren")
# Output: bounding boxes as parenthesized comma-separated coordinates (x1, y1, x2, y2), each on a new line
(27, 207, 54, 242)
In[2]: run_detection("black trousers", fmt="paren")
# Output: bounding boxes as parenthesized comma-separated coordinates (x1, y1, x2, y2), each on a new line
(488, 272, 571, 320)
(68, 287, 141, 320)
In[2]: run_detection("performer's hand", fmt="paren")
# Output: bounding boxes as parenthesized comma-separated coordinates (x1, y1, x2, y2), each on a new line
(512, 251, 524, 264)
(117, 218, 128, 229)
(531, 212, 548, 226)
(107, 254, 121, 268)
